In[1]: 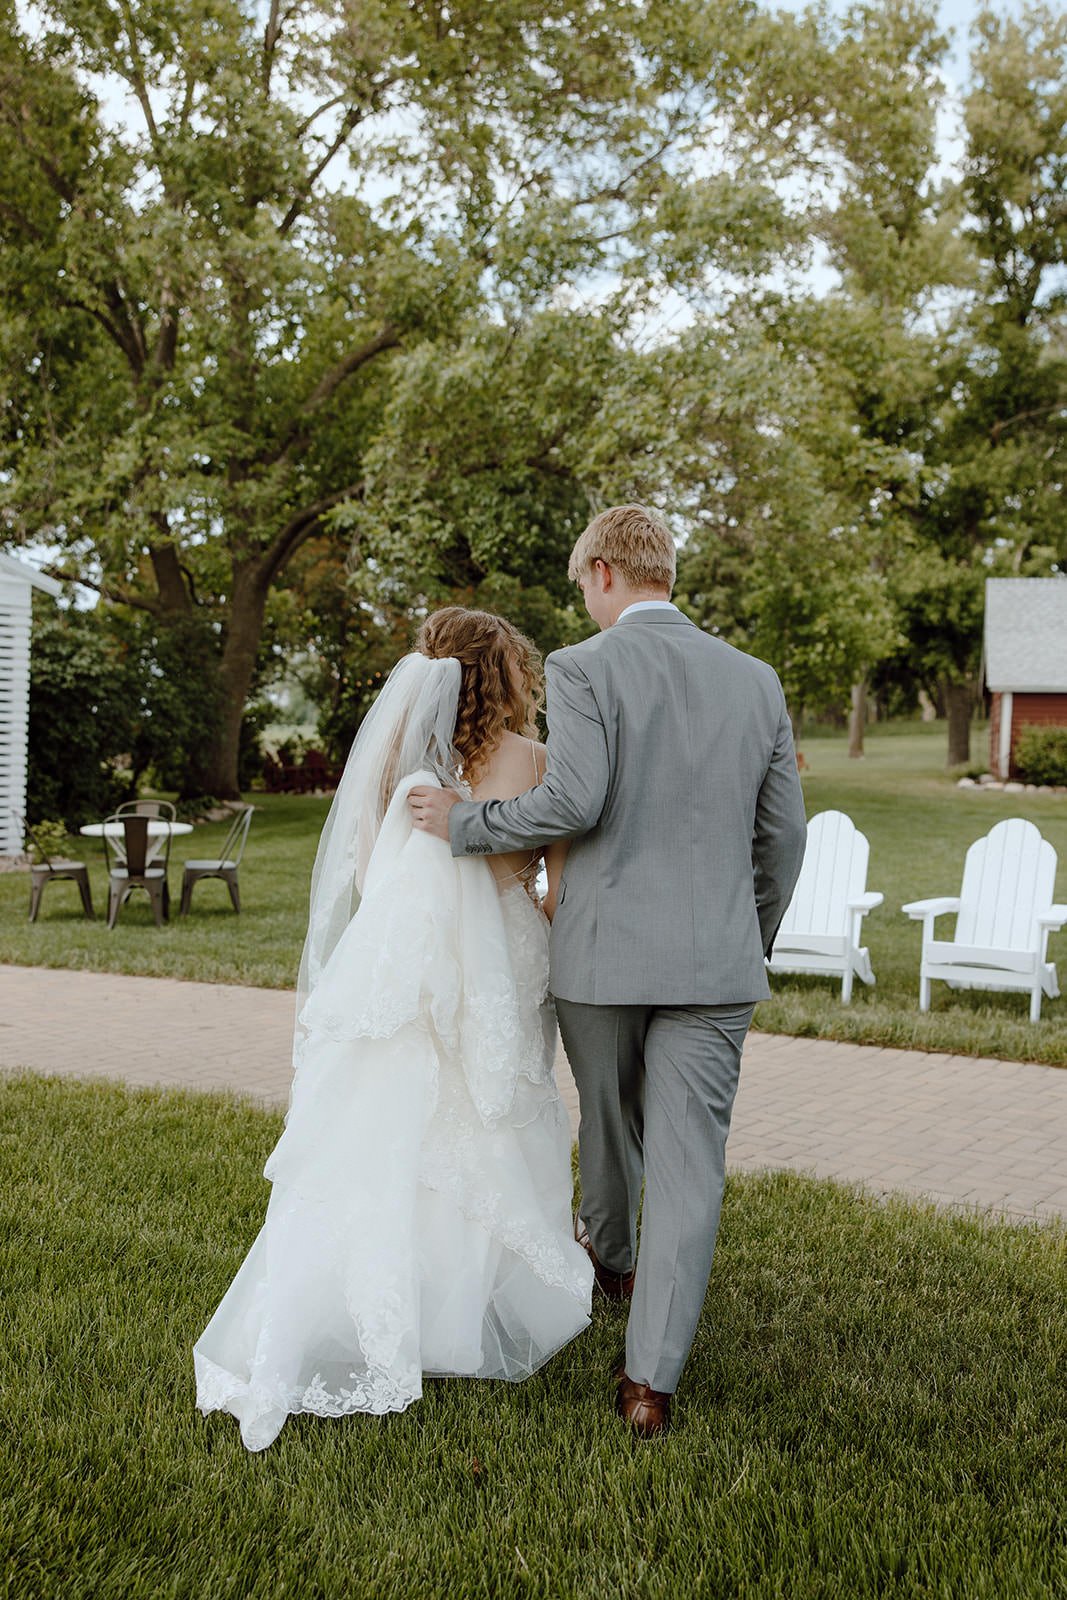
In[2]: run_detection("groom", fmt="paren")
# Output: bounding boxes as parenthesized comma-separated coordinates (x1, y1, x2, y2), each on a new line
(410, 504, 806, 1437)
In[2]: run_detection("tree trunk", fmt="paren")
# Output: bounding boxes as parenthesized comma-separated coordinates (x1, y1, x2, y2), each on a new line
(917, 688, 937, 722)
(150, 540, 193, 615)
(848, 677, 867, 759)
(943, 678, 972, 768)
(191, 563, 270, 797)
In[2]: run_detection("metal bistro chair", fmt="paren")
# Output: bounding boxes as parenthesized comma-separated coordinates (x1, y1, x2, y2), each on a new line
(180, 805, 254, 915)
(15, 811, 94, 922)
(110, 799, 177, 864)
(115, 799, 178, 820)
(103, 813, 171, 929)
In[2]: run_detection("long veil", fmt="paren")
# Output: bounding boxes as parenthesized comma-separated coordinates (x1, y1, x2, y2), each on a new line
(293, 651, 462, 1065)
(194, 648, 593, 1450)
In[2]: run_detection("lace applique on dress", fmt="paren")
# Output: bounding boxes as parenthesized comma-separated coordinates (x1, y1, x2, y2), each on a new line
(193, 771, 592, 1451)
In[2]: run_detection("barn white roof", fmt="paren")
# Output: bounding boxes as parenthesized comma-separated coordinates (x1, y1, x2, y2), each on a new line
(984, 577, 1067, 692)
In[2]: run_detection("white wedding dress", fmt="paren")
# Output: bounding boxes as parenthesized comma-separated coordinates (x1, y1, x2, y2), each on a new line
(194, 660, 592, 1451)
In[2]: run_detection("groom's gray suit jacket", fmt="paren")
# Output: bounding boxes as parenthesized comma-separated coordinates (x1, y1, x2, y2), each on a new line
(448, 609, 807, 1006)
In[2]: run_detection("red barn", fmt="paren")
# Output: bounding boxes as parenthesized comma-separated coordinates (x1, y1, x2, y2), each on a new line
(984, 578, 1067, 779)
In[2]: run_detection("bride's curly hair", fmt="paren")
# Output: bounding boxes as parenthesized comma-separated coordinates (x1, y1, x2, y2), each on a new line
(416, 607, 544, 786)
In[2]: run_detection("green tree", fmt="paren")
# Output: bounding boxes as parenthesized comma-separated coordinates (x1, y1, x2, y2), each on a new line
(678, 0, 946, 733)
(678, 2, 1067, 768)
(893, 2, 1067, 765)
(262, 523, 594, 765)
(0, 0, 812, 794)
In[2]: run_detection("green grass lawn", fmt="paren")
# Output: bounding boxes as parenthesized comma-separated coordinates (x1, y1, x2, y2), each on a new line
(2, 724, 1066, 1064)
(2, 1074, 1063, 1600)
(0, 793, 330, 990)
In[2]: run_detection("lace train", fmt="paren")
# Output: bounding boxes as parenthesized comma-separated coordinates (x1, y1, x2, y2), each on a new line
(193, 796, 592, 1451)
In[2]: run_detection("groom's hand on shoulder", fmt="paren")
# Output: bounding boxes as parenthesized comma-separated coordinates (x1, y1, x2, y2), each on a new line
(408, 785, 459, 840)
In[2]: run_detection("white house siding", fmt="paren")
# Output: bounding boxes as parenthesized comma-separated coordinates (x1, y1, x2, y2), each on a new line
(0, 574, 32, 854)
(0, 556, 62, 855)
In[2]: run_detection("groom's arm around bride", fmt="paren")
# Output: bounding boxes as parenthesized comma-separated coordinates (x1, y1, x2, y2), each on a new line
(411, 506, 806, 1009)
(411, 503, 806, 1437)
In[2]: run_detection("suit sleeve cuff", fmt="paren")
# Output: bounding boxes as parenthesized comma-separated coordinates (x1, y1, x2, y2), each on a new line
(448, 798, 481, 858)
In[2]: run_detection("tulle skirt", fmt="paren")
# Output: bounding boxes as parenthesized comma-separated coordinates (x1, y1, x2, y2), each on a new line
(194, 885, 592, 1451)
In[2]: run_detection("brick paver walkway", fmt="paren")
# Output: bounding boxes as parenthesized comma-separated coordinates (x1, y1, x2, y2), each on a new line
(2, 965, 1065, 1225)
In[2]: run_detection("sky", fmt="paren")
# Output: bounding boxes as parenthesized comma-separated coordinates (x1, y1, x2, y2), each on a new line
(776, 0, 984, 83)
(929, 0, 987, 80)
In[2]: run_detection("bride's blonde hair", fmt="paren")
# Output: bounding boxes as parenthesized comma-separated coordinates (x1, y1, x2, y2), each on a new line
(416, 607, 543, 786)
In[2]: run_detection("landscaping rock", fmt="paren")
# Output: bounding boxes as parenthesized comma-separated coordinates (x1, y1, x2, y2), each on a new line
(1004, 781, 1024, 793)
(957, 776, 976, 787)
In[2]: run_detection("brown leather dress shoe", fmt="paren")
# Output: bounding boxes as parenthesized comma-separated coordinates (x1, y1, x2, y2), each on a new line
(574, 1216, 635, 1301)
(616, 1372, 672, 1438)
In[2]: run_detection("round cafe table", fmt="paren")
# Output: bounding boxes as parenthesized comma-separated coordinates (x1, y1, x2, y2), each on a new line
(80, 818, 192, 864)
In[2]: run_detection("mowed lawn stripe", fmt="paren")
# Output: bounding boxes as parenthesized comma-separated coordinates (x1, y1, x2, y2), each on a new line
(2, 1074, 1064, 1599)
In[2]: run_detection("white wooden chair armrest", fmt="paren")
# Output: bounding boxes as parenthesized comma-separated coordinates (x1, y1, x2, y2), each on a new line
(848, 891, 884, 912)
(902, 897, 960, 921)
(1037, 904, 1067, 930)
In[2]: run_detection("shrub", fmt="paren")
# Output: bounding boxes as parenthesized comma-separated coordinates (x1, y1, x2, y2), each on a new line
(174, 795, 219, 823)
(27, 606, 135, 827)
(25, 819, 71, 863)
(1014, 724, 1067, 786)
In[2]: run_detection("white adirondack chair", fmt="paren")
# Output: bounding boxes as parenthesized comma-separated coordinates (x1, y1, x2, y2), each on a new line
(767, 810, 883, 1003)
(902, 818, 1067, 1023)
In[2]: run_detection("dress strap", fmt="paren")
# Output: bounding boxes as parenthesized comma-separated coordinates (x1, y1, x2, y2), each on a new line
(530, 740, 540, 785)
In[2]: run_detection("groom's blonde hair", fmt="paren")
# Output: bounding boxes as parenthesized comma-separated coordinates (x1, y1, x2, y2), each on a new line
(568, 504, 676, 592)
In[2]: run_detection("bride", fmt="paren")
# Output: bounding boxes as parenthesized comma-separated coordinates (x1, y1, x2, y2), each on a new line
(194, 607, 593, 1450)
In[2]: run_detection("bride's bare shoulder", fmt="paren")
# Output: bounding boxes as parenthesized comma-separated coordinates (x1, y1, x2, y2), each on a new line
(472, 731, 544, 797)
(501, 730, 546, 773)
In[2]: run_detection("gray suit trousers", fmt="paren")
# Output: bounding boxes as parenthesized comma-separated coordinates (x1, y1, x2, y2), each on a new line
(556, 996, 754, 1395)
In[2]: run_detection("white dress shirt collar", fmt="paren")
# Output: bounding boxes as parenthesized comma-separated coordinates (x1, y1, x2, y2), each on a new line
(616, 600, 680, 622)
